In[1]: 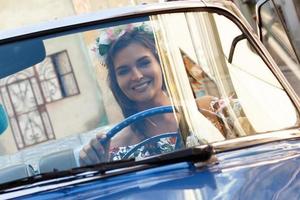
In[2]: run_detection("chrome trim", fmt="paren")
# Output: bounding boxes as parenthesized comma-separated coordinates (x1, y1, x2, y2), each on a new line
(0, 1, 209, 40)
(256, 0, 268, 41)
(213, 128, 300, 153)
(0, 1, 249, 41)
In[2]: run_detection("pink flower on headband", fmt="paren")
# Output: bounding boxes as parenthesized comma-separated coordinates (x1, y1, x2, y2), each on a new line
(125, 24, 134, 31)
(93, 22, 153, 58)
(106, 28, 116, 41)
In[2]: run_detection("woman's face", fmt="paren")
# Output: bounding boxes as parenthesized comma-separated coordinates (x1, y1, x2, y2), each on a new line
(113, 42, 163, 104)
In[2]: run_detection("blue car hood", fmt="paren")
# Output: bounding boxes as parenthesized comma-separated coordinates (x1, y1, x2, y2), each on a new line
(4, 140, 300, 200)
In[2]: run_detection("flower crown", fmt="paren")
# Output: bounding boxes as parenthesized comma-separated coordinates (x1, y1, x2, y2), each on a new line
(93, 22, 154, 59)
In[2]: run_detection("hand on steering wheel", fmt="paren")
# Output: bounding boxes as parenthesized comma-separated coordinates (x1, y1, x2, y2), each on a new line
(103, 105, 182, 159)
(79, 106, 182, 165)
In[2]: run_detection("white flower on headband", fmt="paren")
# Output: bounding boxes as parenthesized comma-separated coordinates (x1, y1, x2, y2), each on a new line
(92, 22, 153, 59)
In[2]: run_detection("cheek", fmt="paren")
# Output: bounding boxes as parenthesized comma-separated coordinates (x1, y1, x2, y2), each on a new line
(153, 68, 163, 87)
(116, 76, 129, 93)
(157, 76, 163, 90)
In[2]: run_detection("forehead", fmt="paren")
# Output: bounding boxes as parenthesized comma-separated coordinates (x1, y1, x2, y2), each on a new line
(113, 42, 154, 67)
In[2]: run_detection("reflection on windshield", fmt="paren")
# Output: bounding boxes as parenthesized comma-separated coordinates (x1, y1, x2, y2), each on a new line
(0, 11, 299, 185)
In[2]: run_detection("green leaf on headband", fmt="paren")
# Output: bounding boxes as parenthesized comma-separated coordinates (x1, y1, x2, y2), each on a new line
(99, 44, 110, 56)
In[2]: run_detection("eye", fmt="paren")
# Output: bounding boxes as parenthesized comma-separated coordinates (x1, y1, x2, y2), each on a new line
(116, 67, 130, 76)
(138, 58, 151, 68)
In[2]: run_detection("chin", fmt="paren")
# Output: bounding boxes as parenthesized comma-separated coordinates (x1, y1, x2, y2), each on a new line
(132, 95, 154, 104)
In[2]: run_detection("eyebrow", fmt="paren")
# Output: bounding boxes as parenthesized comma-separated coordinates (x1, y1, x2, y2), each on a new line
(115, 65, 129, 71)
(136, 56, 150, 63)
(115, 55, 150, 70)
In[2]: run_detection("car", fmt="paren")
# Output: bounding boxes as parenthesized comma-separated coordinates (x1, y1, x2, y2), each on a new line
(0, 0, 299, 199)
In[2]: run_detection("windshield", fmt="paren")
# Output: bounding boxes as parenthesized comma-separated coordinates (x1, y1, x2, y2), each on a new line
(0, 10, 299, 184)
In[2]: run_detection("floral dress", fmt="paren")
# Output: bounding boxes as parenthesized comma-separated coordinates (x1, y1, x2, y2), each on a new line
(109, 136, 177, 161)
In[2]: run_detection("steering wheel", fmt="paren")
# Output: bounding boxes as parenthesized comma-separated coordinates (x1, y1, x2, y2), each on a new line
(100, 105, 183, 159)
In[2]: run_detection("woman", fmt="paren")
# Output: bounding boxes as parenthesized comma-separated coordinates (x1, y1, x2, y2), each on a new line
(79, 29, 178, 166)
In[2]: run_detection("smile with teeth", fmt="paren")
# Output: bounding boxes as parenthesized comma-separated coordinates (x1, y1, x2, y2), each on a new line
(132, 80, 151, 92)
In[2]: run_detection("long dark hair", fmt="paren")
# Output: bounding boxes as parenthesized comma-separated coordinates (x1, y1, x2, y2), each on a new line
(105, 29, 162, 134)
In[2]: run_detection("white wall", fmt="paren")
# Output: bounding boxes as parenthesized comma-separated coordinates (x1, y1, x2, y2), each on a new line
(0, 0, 158, 31)
(0, 0, 75, 31)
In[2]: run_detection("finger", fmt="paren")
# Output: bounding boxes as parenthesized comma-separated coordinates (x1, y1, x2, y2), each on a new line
(79, 149, 92, 166)
(90, 138, 105, 160)
(96, 134, 107, 143)
(83, 144, 101, 164)
(96, 134, 111, 161)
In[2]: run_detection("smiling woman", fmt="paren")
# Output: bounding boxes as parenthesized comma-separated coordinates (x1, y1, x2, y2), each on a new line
(79, 26, 180, 165)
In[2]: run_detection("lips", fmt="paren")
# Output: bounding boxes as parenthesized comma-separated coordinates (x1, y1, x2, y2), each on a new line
(131, 80, 152, 92)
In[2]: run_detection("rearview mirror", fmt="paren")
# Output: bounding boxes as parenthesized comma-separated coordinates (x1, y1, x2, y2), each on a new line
(0, 39, 46, 78)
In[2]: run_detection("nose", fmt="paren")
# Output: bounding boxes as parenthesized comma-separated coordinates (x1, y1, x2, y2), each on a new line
(131, 67, 143, 81)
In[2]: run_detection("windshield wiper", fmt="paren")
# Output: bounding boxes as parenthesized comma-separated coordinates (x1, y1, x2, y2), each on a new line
(82, 145, 214, 173)
(0, 145, 214, 193)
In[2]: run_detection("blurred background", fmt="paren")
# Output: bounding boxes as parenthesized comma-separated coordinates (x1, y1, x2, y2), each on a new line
(0, 0, 157, 31)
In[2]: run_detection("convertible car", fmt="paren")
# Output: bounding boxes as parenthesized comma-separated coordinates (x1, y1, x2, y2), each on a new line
(0, 1, 299, 199)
